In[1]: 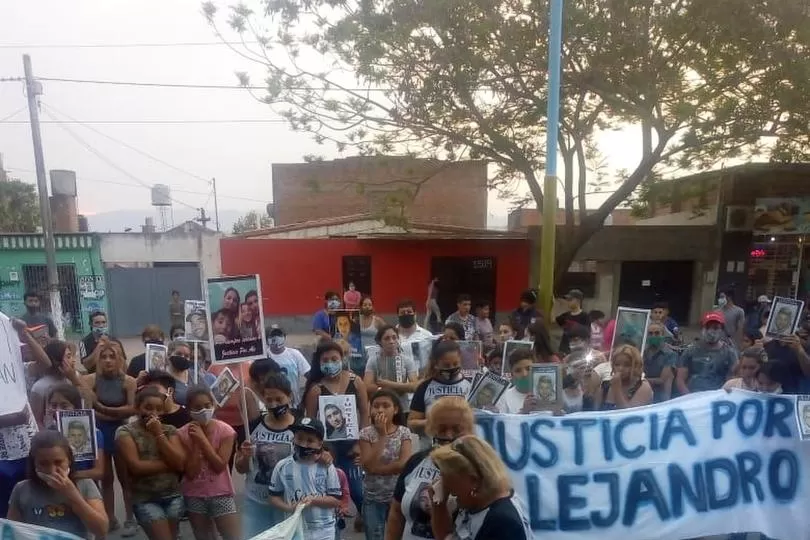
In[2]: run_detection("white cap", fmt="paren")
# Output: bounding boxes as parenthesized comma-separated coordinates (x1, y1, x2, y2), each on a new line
(757, 295, 771, 303)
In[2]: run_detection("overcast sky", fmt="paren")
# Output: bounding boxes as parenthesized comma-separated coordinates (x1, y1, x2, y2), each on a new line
(0, 0, 645, 231)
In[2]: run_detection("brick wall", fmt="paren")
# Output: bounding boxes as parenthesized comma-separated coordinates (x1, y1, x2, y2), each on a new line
(271, 156, 488, 228)
(507, 207, 636, 231)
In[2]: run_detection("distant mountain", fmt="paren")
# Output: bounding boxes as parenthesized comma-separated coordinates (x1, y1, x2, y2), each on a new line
(86, 208, 260, 234)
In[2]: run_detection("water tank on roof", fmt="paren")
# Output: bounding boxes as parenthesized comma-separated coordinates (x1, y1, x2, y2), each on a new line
(50, 170, 77, 197)
(151, 184, 172, 206)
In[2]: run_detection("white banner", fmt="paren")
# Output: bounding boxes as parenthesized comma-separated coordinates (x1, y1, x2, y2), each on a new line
(0, 518, 82, 540)
(0, 312, 30, 415)
(476, 391, 810, 540)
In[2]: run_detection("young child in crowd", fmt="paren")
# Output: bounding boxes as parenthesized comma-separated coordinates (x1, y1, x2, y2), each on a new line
(323, 444, 351, 540)
(497, 321, 518, 344)
(178, 385, 239, 540)
(45, 383, 105, 482)
(485, 346, 504, 375)
(723, 347, 764, 392)
(359, 389, 413, 540)
(8, 430, 108, 538)
(496, 349, 539, 414)
(756, 362, 783, 394)
(269, 417, 342, 540)
(140, 370, 192, 429)
(115, 386, 186, 540)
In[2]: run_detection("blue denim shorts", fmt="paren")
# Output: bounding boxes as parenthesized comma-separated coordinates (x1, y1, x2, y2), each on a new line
(132, 494, 185, 524)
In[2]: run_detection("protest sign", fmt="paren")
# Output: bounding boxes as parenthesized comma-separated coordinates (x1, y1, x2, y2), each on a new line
(184, 300, 209, 342)
(475, 390, 810, 539)
(0, 313, 30, 415)
(206, 275, 267, 363)
(610, 307, 650, 353)
(0, 519, 82, 540)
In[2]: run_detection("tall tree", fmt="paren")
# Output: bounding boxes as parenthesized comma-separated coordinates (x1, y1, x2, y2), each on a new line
(0, 180, 39, 232)
(205, 0, 810, 285)
(232, 209, 273, 234)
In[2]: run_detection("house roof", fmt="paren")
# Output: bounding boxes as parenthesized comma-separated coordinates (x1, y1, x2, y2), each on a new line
(661, 162, 810, 186)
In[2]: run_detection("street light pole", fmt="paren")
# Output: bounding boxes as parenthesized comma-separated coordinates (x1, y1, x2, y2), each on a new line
(23, 54, 64, 339)
(538, 0, 564, 319)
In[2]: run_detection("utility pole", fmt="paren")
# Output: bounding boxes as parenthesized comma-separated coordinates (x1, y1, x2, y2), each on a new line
(0, 153, 7, 182)
(195, 207, 211, 227)
(211, 177, 220, 232)
(24, 54, 63, 339)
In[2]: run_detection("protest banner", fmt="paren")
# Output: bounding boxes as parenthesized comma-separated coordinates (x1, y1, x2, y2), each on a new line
(0, 313, 31, 415)
(476, 390, 810, 539)
(205, 275, 267, 363)
(0, 519, 82, 540)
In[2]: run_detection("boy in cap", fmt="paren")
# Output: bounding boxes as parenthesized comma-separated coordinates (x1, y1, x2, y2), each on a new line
(676, 311, 738, 395)
(269, 417, 342, 540)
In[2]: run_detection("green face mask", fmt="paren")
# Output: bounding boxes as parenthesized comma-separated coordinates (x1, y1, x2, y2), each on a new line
(647, 336, 664, 348)
(514, 376, 532, 393)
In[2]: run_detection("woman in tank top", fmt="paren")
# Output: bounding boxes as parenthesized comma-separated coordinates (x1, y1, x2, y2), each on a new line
(358, 296, 386, 375)
(82, 341, 137, 533)
(594, 345, 653, 410)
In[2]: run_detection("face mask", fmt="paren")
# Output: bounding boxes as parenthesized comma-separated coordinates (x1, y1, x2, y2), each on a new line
(294, 444, 322, 459)
(269, 336, 285, 349)
(717, 297, 727, 307)
(569, 341, 586, 351)
(702, 328, 723, 344)
(190, 408, 215, 424)
(269, 404, 289, 418)
(321, 362, 342, 377)
(514, 376, 532, 393)
(398, 314, 415, 328)
(647, 336, 664, 348)
(438, 367, 461, 381)
(432, 436, 455, 447)
(327, 300, 341, 311)
(169, 355, 191, 371)
(92, 327, 107, 338)
(360, 308, 373, 316)
(145, 339, 163, 346)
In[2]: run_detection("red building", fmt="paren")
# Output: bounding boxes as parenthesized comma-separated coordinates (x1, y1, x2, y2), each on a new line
(220, 215, 529, 324)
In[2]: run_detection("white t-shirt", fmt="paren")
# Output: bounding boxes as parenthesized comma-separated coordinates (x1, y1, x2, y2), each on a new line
(269, 347, 311, 408)
(496, 386, 528, 414)
(398, 326, 435, 374)
(394, 451, 443, 540)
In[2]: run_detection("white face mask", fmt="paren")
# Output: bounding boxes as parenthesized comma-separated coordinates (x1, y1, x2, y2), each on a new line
(190, 408, 215, 424)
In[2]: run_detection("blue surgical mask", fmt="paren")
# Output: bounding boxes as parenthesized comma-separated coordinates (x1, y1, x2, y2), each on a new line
(703, 328, 723, 344)
(717, 297, 727, 307)
(327, 300, 341, 311)
(269, 336, 285, 349)
(321, 362, 342, 377)
(190, 408, 215, 424)
(92, 326, 108, 338)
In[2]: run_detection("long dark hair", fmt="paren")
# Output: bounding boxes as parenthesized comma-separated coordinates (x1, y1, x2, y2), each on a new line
(370, 389, 405, 426)
(304, 340, 347, 398)
(47, 383, 83, 409)
(528, 322, 556, 361)
(27, 431, 75, 487)
(223, 287, 241, 313)
(324, 403, 345, 436)
(44, 341, 70, 373)
(427, 340, 461, 378)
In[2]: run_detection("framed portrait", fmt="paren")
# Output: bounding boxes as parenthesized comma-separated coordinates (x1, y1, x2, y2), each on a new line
(211, 367, 240, 407)
(502, 340, 535, 377)
(319, 394, 359, 442)
(466, 371, 509, 410)
(530, 364, 563, 408)
(797, 395, 810, 441)
(330, 310, 363, 369)
(458, 341, 483, 378)
(145, 343, 168, 371)
(610, 307, 651, 353)
(56, 409, 97, 462)
(766, 296, 804, 339)
(205, 275, 268, 364)
(184, 300, 209, 342)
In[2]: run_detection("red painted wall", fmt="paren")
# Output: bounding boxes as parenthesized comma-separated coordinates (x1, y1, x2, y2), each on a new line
(219, 238, 530, 315)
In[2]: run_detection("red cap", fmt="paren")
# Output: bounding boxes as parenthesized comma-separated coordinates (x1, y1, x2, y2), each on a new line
(701, 311, 725, 326)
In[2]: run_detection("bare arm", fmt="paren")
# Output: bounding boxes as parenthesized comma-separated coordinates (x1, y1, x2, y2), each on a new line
(155, 433, 186, 473)
(304, 386, 320, 419)
(116, 435, 171, 476)
(676, 367, 690, 395)
(65, 488, 108, 538)
(73, 448, 105, 482)
(94, 376, 136, 419)
(385, 501, 406, 540)
(407, 411, 426, 433)
(269, 495, 296, 513)
(199, 431, 234, 474)
(17, 327, 51, 373)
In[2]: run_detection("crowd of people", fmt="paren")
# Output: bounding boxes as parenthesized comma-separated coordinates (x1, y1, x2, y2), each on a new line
(3, 283, 808, 540)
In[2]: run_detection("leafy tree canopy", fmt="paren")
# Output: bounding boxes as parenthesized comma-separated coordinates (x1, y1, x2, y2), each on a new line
(205, 0, 810, 280)
(232, 209, 273, 234)
(0, 180, 40, 233)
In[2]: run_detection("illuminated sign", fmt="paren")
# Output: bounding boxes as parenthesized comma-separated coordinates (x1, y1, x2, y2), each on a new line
(750, 249, 767, 258)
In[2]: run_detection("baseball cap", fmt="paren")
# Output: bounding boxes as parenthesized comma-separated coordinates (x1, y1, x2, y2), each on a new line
(267, 324, 285, 338)
(757, 295, 772, 304)
(185, 309, 205, 322)
(701, 311, 725, 327)
(291, 417, 325, 440)
(564, 289, 584, 301)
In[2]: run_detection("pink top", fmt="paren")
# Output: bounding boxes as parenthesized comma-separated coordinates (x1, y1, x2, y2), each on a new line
(177, 419, 236, 497)
(344, 290, 362, 309)
(336, 467, 351, 514)
(603, 319, 617, 354)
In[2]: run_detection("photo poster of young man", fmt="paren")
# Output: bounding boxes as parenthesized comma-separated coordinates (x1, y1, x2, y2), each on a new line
(458, 340, 483, 378)
(146, 343, 168, 371)
(184, 300, 209, 343)
(330, 309, 363, 367)
(57, 409, 97, 462)
(501, 340, 535, 379)
(205, 275, 268, 364)
(610, 307, 651, 354)
(467, 371, 509, 410)
(211, 367, 240, 407)
(319, 394, 359, 442)
(766, 296, 805, 339)
(797, 395, 810, 441)
(530, 364, 563, 408)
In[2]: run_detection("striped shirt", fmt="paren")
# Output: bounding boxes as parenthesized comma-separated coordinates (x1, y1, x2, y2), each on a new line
(269, 455, 341, 535)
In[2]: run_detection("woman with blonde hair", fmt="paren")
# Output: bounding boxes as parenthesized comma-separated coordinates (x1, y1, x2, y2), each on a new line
(385, 397, 475, 540)
(595, 344, 653, 410)
(430, 435, 531, 539)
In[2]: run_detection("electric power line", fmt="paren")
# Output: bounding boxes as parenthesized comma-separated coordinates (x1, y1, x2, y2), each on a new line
(0, 119, 288, 124)
(0, 106, 26, 123)
(0, 41, 261, 49)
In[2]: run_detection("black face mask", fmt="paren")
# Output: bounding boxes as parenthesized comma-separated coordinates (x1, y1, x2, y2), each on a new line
(433, 436, 455, 447)
(294, 444, 321, 459)
(269, 404, 289, 418)
(398, 314, 415, 328)
(438, 367, 461, 381)
(169, 355, 191, 371)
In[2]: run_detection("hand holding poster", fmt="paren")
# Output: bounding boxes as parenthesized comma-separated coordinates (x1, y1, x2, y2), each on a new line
(475, 391, 810, 539)
(458, 340, 483, 378)
(610, 307, 651, 353)
(211, 368, 240, 407)
(765, 296, 804, 339)
(146, 343, 168, 371)
(467, 371, 509, 410)
(206, 275, 268, 363)
(56, 409, 97, 462)
(184, 300, 209, 342)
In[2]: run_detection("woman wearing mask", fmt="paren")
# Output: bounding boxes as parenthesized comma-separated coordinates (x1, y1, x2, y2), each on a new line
(429, 435, 531, 540)
(385, 397, 475, 540)
(594, 345, 653, 410)
(408, 340, 472, 446)
(81, 342, 137, 534)
(359, 296, 386, 376)
(313, 291, 343, 342)
(127, 325, 166, 378)
(165, 340, 216, 406)
(29, 341, 84, 428)
(527, 322, 560, 363)
(364, 326, 419, 418)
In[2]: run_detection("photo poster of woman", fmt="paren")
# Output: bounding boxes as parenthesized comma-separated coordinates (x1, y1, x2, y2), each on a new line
(458, 340, 483, 378)
(766, 296, 805, 338)
(501, 340, 534, 378)
(205, 275, 268, 364)
(319, 394, 360, 442)
(184, 300, 209, 342)
(57, 409, 97, 462)
(610, 307, 651, 354)
(330, 309, 363, 366)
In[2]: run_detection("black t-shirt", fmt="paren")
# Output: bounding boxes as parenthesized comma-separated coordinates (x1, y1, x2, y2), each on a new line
(555, 311, 589, 354)
(764, 340, 810, 394)
(161, 406, 191, 429)
(20, 313, 57, 338)
(127, 353, 146, 378)
(454, 494, 531, 540)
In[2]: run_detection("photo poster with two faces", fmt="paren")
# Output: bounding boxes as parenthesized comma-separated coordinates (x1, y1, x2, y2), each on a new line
(319, 394, 359, 442)
(211, 367, 241, 408)
(467, 370, 509, 410)
(501, 340, 535, 379)
(184, 300, 209, 343)
(146, 343, 168, 372)
(610, 307, 651, 355)
(766, 296, 805, 339)
(205, 274, 268, 364)
(57, 409, 97, 462)
(458, 340, 483, 378)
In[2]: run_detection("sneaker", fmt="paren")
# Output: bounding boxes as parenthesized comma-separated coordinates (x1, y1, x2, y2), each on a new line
(108, 517, 121, 533)
(121, 519, 139, 538)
